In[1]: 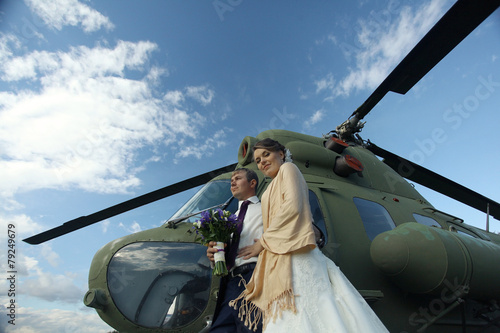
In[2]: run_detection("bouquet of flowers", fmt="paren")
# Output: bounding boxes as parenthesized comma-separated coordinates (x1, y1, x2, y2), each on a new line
(193, 208, 239, 276)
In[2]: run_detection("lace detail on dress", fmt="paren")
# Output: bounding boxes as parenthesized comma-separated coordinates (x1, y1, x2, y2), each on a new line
(292, 248, 330, 332)
(265, 248, 331, 332)
(264, 248, 389, 333)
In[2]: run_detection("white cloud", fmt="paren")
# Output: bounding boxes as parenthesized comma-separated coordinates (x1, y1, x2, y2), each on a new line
(22, 269, 83, 302)
(304, 109, 325, 129)
(0, 239, 82, 304)
(164, 90, 185, 106)
(0, 243, 82, 304)
(185, 85, 215, 106)
(0, 218, 88, 330)
(315, 73, 335, 94)
(326, 0, 449, 98)
(118, 221, 142, 234)
(0, 34, 22, 61)
(161, 108, 206, 144)
(0, 248, 39, 276)
(41, 244, 61, 267)
(25, 0, 114, 33)
(314, 34, 337, 46)
(101, 220, 110, 233)
(1, 306, 113, 333)
(0, 214, 44, 238)
(145, 65, 168, 84)
(310, 109, 324, 124)
(130, 221, 142, 233)
(0, 38, 218, 203)
(1, 40, 157, 82)
(174, 129, 229, 161)
(327, 34, 337, 44)
(0, 194, 24, 211)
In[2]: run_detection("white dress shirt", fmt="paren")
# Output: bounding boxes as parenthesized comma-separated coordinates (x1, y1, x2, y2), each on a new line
(234, 195, 263, 268)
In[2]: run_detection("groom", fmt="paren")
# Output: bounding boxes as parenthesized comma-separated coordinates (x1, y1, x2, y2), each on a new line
(207, 168, 263, 333)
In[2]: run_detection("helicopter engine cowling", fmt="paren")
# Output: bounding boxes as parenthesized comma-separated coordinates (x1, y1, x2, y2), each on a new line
(370, 222, 500, 301)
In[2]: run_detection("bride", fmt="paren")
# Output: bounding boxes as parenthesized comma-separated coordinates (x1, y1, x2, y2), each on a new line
(230, 138, 389, 332)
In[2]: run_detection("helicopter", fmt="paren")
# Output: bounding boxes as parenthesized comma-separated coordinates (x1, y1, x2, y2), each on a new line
(22, 0, 500, 332)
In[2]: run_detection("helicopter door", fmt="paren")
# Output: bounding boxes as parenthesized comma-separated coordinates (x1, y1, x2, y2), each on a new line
(309, 189, 328, 246)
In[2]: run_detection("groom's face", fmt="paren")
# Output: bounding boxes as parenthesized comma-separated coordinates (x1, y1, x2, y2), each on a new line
(230, 170, 255, 201)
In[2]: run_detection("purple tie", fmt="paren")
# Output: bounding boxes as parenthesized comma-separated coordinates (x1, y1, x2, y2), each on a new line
(227, 200, 251, 270)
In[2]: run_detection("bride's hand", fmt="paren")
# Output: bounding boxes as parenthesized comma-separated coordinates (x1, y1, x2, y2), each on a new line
(238, 239, 263, 259)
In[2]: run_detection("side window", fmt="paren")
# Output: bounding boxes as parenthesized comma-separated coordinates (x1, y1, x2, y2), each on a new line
(353, 198, 396, 241)
(455, 229, 476, 238)
(309, 190, 328, 245)
(448, 224, 479, 239)
(225, 196, 238, 215)
(168, 180, 233, 223)
(413, 213, 442, 228)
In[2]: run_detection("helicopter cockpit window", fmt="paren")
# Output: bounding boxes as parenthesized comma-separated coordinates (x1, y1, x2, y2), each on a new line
(309, 190, 328, 245)
(413, 213, 442, 228)
(107, 242, 212, 329)
(168, 180, 236, 223)
(353, 198, 396, 241)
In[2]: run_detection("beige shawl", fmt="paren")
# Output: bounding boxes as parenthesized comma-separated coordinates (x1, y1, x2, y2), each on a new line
(230, 162, 316, 331)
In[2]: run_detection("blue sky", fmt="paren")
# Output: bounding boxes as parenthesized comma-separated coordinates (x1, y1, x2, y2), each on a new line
(0, 1, 499, 332)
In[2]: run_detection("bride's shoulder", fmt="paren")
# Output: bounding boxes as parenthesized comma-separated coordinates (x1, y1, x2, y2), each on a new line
(280, 162, 299, 172)
(279, 162, 301, 178)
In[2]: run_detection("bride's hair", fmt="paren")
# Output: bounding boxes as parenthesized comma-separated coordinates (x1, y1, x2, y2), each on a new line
(252, 138, 287, 162)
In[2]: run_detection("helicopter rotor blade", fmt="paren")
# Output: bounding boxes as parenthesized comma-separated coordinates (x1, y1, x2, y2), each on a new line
(353, 0, 500, 121)
(23, 163, 237, 245)
(366, 142, 500, 221)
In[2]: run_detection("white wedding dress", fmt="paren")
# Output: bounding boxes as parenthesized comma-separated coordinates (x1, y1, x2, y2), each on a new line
(264, 247, 389, 333)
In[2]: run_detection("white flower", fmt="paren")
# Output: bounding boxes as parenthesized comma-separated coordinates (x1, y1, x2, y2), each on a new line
(284, 148, 293, 163)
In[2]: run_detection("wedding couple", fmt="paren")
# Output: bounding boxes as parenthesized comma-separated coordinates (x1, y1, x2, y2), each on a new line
(206, 138, 388, 332)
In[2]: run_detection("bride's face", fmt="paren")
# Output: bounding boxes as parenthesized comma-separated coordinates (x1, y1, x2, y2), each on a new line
(254, 148, 284, 179)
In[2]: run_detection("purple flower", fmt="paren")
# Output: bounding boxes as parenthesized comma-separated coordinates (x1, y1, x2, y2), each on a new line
(201, 210, 210, 221)
(193, 208, 239, 245)
(215, 208, 223, 219)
